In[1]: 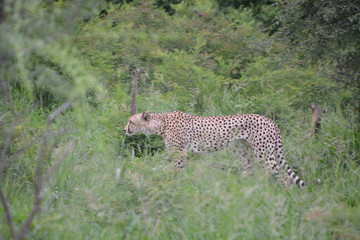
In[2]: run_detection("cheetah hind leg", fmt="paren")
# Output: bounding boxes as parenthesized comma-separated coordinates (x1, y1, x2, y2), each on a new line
(232, 139, 254, 177)
(265, 152, 294, 188)
(283, 174, 292, 188)
(249, 141, 283, 186)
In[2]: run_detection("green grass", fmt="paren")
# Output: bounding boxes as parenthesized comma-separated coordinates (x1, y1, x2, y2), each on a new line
(1, 101, 359, 240)
(24, 151, 359, 240)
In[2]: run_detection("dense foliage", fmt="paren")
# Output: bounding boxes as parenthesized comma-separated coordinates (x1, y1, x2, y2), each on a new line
(277, 0, 360, 117)
(0, 0, 359, 239)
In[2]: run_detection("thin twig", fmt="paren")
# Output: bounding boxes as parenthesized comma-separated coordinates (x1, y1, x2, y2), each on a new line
(0, 115, 19, 177)
(0, 99, 76, 240)
(0, 79, 18, 169)
(16, 141, 75, 240)
(42, 141, 75, 186)
(0, 112, 11, 122)
(0, 88, 38, 178)
(35, 128, 49, 198)
(47, 101, 73, 124)
(15, 102, 76, 240)
(0, 128, 75, 181)
(8, 128, 76, 163)
(0, 187, 16, 239)
(16, 188, 42, 240)
(0, 79, 15, 115)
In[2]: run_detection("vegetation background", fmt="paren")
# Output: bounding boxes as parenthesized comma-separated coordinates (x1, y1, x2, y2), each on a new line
(0, 0, 359, 239)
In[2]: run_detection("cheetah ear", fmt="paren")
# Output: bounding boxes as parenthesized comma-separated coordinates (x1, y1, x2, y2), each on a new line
(142, 110, 151, 121)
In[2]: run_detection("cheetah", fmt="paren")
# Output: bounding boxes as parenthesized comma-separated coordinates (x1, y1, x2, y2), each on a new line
(124, 110, 305, 187)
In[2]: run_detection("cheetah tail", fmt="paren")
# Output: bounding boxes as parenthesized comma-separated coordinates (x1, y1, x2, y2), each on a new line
(276, 130, 305, 188)
(284, 163, 305, 188)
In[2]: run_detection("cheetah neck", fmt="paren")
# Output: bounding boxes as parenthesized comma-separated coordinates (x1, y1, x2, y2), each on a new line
(149, 113, 166, 136)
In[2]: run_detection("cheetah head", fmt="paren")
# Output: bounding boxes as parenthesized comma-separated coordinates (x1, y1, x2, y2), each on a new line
(124, 111, 161, 136)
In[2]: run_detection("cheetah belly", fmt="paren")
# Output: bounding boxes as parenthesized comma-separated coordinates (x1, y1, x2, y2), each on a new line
(185, 131, 234, 154)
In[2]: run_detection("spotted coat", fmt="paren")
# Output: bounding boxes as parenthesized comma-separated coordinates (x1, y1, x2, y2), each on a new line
(124, 110, 305, 187)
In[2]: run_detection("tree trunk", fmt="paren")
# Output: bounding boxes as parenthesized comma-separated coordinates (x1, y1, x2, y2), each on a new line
(130, 68, 141, 115)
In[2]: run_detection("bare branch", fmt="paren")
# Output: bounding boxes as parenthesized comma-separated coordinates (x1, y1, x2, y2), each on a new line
(34, 129, 49, 195)
(0, 112, 11, 122)
(16, 141, 75, 240)
(0, 187, 16, 239)
(0, 79, 15, 115)
(1, 101, 74, 176)
(0, 79, 18, 177)
(8, 128, 76, 164)
(42, 141, 75, 187)
(16, 189, 42, 240)
(47, 101, 73, 124)
(15, 102, 76, 240)
(0, 98, 76, 240)
(0, 115, 19, 176)
(130, 68, 141, 115)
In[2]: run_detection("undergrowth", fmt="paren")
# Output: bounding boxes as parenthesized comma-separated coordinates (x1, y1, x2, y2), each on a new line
(1, 1, 359, 239)
(2, 96, 359, 240)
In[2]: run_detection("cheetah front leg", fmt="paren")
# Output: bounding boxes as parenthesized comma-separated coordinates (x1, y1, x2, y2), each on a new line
(164, 139, 188, 170)
(232, 139, 254, 177)
(166, 146, 188, 170)
(173, 151, 188, 170)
